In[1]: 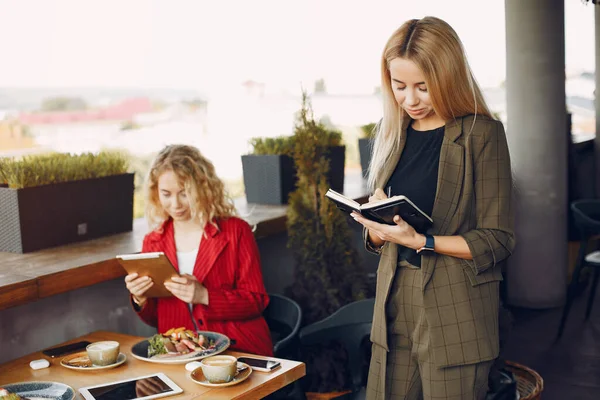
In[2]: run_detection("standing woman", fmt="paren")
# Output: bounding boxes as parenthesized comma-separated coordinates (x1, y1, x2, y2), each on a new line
(125, 144, 273, 356)
(351, 17, 515, 400)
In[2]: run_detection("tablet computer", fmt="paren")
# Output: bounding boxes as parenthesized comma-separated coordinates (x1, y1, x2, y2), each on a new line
(79, 373, 183, 400)
(116, 252, 179, 298)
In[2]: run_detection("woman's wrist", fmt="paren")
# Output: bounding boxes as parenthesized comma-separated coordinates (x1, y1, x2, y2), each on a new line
(201, 287, 209, 305)
(132, 294, 147, 307)
(368, 231, 385, 248)
(366, 234, 385, 254)
(408, 233, 427, 251)
(193, 286, 209, 305)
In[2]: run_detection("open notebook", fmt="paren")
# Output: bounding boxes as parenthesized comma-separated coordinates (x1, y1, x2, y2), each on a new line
(325, 189, 433, 233)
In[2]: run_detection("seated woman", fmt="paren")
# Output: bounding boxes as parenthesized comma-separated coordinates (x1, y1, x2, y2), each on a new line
(125, 144, 273, 356)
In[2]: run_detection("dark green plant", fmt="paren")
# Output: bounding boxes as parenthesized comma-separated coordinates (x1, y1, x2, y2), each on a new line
(40, 96, 87, 112)
(0, 151, 129, 189)
(286, 91, 369, 393)
(120, 120, 141, 131)
(360, 122, 377, 139)
(248, 136, 296, 156)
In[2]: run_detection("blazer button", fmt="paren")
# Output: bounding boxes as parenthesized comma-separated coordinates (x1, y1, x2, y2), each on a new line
(198, 319, 204, 326)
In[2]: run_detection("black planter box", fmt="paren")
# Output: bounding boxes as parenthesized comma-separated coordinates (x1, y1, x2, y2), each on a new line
(0, 173, 134, 253)
(358, 138, 372, 179)
(241, 154, 297, 205)
(326, 145, 345, 193)
(242, 146, 346, 205)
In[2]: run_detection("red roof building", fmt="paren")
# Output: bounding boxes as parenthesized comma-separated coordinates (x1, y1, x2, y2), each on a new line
(18, 97, 153, 125)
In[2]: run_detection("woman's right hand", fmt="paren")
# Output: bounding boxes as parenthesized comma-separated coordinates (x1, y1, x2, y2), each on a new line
(125, 273, 153, 306)
(368, 188, 388, 204)
(366, 188, 388, 248)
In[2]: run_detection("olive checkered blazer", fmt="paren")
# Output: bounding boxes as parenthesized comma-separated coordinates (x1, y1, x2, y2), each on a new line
(365, 114, 515, 368)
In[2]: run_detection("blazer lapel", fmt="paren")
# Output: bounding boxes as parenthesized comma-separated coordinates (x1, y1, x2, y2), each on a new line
(422, 117, 465, 289)
(162, 221, 179, 272)
(373, 118, 411, 328)
(194, 221, 228, 282)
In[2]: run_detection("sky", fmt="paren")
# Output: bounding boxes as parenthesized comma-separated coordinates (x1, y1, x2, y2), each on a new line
(0, 0, 595, 95)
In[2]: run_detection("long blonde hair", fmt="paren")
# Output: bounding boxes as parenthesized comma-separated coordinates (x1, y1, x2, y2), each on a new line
(145, 144, 237, 231)
(368, 16, 492, 189)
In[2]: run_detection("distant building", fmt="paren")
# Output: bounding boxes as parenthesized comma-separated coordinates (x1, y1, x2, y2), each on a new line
(18, 97, 153, 125)
(241, 80, 266, 98)
(0, 120, 36, 153)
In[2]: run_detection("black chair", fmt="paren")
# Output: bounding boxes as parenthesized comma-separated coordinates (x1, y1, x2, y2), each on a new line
(264, 293, 302, 357)
(299, 298, 375, 400)
(263, 293, 305, 400)
(556, 199, 600, 340)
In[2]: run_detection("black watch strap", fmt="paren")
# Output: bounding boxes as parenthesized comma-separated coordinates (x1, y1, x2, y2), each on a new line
(417, 234, 435, 253)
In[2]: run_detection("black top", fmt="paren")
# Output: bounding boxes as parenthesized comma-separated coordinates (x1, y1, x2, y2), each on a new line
(385, 123, 444, 267)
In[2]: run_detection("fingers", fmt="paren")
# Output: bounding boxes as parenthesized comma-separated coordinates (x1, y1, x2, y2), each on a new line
(352, 212, 414, 244)
(373, 188, 388, 199)
(351, 212, 382, 231)
(169, 275, 189, 284)
(182, 274, 198, 282)
(126, 276, 153, 297)
(164, 281, 192, 303)
(124, 273, 139, 283)
(133, 280, 154, 297)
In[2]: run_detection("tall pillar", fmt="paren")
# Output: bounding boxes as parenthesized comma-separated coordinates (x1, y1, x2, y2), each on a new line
(505, 0, 567, 308)
(596, 5, 600, 197)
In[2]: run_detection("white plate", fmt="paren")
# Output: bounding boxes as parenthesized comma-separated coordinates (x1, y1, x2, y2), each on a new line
(130, 331, 230, 364)
(60, 352, 127, 371)
(0, 381, 75, 399)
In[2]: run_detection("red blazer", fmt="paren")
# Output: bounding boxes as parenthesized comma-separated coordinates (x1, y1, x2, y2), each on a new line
(134, 217, 274, 356)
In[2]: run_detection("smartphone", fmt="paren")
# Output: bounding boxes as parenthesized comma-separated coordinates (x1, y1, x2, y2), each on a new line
(237, 356, 281, 372)
(42, 341, 91, 358)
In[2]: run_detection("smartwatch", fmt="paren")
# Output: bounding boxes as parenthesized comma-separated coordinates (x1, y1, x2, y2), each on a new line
(417, 234, 435, 253)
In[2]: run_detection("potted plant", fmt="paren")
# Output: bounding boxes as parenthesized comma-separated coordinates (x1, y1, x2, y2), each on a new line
(286, 92, 371, 395)
(0, 151, 134, 253)
(241, 124, 346, 205)
(241, 136, 297, 205)
(358, 122, 377, 179)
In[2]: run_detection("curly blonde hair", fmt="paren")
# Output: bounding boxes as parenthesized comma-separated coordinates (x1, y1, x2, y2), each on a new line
(145, 145, 237, 231)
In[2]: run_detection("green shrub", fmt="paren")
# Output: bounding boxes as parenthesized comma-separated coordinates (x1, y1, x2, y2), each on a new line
(248, 136, 296, 156)
(0, 151, 129, 189)
(248, 125, 342, 157)
(286, 91, 369, 393)
(360, 122, 377, 139)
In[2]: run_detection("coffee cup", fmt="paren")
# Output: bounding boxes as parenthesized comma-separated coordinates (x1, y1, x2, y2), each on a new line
(200, 355, 238, 383)
(86, 341, 120, 366)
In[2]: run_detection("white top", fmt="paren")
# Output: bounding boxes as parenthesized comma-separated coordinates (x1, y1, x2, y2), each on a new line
(177, 245, 199, 315)
(176, 249, 198, 276)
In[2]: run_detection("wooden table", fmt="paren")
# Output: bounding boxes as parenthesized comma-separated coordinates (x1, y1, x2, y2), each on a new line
(0, 331, 306, 400)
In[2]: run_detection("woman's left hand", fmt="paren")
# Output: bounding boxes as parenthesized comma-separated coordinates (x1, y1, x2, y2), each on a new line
(164, 274, 209, 305)
(351, 212, 425, 250)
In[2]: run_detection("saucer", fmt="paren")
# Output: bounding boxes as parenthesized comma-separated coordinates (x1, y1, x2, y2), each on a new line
(60, 352, 126, 370)
(190, 362, 252, 387)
